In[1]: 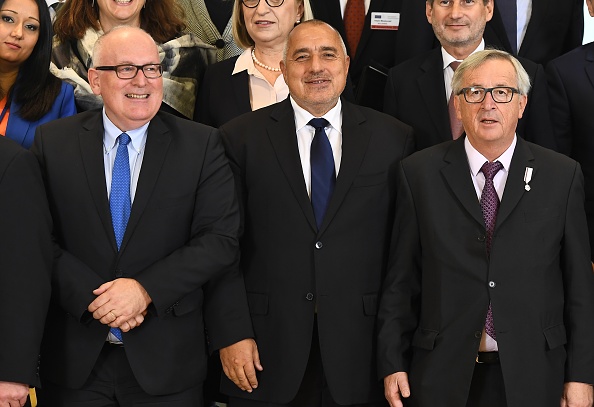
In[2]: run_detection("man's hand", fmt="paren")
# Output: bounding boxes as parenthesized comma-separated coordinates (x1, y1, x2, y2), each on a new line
(219, 338, 263, 392)
(384, 372, 411, 407)
(561, 382, 593, 407)
(88, 278, 151, 329)
(0, 381, 29, 407)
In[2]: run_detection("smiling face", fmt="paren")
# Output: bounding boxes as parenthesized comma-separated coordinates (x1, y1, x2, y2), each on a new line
(280, 22, 349, 117)
(426, 0, 492, 55)
(243, 0, 303, 49)
(454, 58, 526, 157)
(88, 27, 162, 131)
(0, 0, 39, 68)
(97, 0, 145, 32)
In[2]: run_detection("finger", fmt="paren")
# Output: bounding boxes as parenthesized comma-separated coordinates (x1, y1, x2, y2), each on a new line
(119, 321, 131, 332)
(398, 377, 411, 398)
(253, 346, 263, 371)
(93, 280, 115, 295)
(133, 313, 145, 326)
(234, 368, 252, 392)
(244, 362, 258, 389)
(88, 295, 111, 313)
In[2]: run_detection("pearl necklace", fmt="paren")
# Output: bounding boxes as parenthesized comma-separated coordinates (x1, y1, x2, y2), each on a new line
(251, 48, 281, 72)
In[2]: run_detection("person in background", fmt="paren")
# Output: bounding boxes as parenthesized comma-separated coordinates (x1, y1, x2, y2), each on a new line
(394, 0, 584, 67)
(0, 136, 52, 407)
(219, 20, 413, 407)
(0, 0, 75, 148)
(196, 0, 313, 127)
(178, 0, 243, 62)
(378, 49, 594, 407)
(33, 26, 252, 407)
(51, 0, 215, 119)
(546, 0, 594, 265)
(384, 0, 556, 152)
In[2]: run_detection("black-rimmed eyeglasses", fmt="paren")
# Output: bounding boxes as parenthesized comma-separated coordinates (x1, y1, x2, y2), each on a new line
(94, 64, 164, 79)
(241, 0, 284, 8)
(457, 86, 520, 103)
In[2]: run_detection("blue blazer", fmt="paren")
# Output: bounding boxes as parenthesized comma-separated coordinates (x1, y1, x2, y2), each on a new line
(6, 81, 76, 148)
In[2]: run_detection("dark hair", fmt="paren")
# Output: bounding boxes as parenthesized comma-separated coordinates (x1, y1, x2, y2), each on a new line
(54, 0, 186, 44)
(0, 0, 62, 121)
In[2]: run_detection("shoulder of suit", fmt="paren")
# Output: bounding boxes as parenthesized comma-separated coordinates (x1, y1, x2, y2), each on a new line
(388, 48, 441, 77)
(548, 43, 593, 70)
(203, 55, 240, 78)
(344, 100, 412, 131)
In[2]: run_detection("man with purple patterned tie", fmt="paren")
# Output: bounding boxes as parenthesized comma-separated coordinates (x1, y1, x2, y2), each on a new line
(378, 49, 594, 407)
(218, 20, 413, 407)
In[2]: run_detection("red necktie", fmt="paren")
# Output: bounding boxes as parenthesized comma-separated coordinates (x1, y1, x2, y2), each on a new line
(344, 0, 365, 56)
(448, 61, 464, 139)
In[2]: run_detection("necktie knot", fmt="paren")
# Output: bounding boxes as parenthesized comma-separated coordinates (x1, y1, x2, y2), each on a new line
(449, 61, 461, 71)
(308, 118, 329, 131)
(480, 161, 503, 181)
(119, 133, 131, 146)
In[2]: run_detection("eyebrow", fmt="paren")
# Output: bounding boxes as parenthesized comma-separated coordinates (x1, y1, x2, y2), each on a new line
(292, 45, 339, 55)
(0, 8, 40, 23)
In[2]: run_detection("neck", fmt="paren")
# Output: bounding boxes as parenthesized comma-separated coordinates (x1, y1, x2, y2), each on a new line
(99, 16, 141, 34)
(443, 40, 481, 61)
(0, 68, 19, 99)
(253, 45, 283, 70)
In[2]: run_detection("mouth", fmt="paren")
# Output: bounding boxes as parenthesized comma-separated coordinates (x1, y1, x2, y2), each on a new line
(5, 42, 20, 49)
(255, 20, 274, 26)
(126, 94, 149, 99)
(480, 118, 498, 124)
(115, 0, 132, 4)
(305, 78, 331, 85)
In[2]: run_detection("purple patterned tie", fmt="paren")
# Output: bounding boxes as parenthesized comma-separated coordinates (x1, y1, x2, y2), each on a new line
(480, 161, 503, 340)
(448, 61, 464, 139)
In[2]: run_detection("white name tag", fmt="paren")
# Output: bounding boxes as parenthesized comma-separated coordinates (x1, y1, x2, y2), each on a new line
(370, 12, 400, 30)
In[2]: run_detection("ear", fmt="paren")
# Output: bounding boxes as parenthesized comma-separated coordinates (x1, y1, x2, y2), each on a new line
(280, 60, 288, 85)
(517, 94, 527, 119)
(587, 0, 594, 17)
(453, 92, 463, 120)
(297, 0, 304, 21)
(485, 0, 494, 22)
(425, 1, 433, 24)
(88, 68, 102, 96)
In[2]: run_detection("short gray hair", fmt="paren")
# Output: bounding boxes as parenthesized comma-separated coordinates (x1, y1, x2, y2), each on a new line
(282, 19, 347, 64)
(92, 26, 157, 67)
(451, 49, 531, 96)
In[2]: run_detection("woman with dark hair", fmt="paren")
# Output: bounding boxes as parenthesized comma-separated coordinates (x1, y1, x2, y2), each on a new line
(0, 0, 76, 148)
(51, 0, 216, 119)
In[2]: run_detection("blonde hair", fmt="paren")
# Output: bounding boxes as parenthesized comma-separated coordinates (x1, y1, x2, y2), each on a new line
(232, 0, 314, 49)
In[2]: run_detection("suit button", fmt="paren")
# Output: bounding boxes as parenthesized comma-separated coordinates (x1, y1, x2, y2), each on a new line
(474, 331, 482, 339)
(477, 235, 486, 242)
(488, 281, 496, 288)
(315, 241, 323, 249)
(115, 269, 123, 277)
(306, 293, 314, 301)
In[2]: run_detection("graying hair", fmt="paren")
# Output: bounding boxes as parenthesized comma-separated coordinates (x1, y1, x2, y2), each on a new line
(282, 19, 347, 64)
(451, 49, 531, 96)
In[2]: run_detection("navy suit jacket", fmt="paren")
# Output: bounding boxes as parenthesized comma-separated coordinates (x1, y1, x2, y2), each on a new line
(6, 81, 76, 148)
(546, 42, 594, 259)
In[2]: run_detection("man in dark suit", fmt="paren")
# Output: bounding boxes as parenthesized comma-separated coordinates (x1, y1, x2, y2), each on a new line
(0, 137, 52, 407)
(378, 49, 594, 407)
(219, 19, 413, 407)
(310, 0, 402, 110)
(32, 26, 252, 406)
(394, 0, 583, 66)
(384, 0, 556, 152)
(546, 0, 594, 263)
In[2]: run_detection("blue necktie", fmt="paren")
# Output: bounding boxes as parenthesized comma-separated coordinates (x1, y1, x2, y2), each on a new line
(309, 118, 335, 229)
(498, 0, 518, 54)
(109, 133, 131, 342)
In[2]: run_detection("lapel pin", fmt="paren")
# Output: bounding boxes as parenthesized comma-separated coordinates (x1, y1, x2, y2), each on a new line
(524, 167, 533, 191)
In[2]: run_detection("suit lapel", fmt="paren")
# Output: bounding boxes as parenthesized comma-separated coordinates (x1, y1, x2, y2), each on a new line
(495, 138, 535, 229)
(318, 101, 370, 234)
(122, 113, 171, 250)
(441, 138, 485, 227)
(267, 100, 318, 231)
(517, 0, 547, 57)
(232, 71, 252, 118)
(418, 50, 452, 143)
(585, 45, 594, 89)
(79, 112, 117, 252)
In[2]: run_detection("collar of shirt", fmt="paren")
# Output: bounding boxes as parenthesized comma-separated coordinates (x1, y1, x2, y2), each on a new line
(339, 0, 371, 17)
(102, 108, 149, 156)
(442, 39, 485, 101)
(232, 47, 264, 78)
(290, 96, 342, 135)
(465, 135, 517, 201)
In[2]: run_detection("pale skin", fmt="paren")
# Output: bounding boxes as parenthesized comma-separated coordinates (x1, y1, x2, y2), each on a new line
(0, 382, 28, 407)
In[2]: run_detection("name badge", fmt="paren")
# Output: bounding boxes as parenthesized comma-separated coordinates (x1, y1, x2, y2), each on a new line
(370, 12, 400, 30)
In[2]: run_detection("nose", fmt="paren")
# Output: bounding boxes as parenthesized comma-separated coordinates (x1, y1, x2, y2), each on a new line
(255, 0, 270, 14)
(130, 68, 148, 86)
(450, 1, 463, 18)
(11, 25, 23, 39)
(481, 91, 497, 109)
(309, 54, 323, 72)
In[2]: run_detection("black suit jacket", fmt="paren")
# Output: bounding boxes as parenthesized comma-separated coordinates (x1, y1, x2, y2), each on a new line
(32, 110, 252, 395)
(0, 137, 52, 388)
(220, 99, 414, 404)
(394, 0, 584, 66)
(546, 42, 594, 259)
(378, 137, 594, 406)
(384, 47, 557, 151)
(311, 0, 401, 110)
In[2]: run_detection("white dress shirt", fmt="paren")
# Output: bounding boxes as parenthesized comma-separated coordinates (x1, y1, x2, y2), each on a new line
(464, 135, 517, 352)
(290, 97, 343, 198)
(517, 0, 532, 50)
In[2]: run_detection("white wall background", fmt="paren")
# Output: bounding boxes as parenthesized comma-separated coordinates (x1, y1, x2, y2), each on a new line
(585, 1, 594, 44)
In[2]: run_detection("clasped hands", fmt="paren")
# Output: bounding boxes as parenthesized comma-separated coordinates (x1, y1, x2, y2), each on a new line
(87, 278, 152, 332)
(0, 381, 29, 407)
